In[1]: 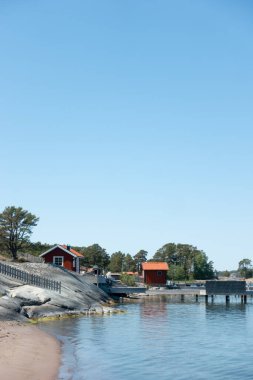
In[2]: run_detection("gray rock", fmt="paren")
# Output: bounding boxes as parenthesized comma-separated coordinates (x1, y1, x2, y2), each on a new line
(0, 262, 113, 321)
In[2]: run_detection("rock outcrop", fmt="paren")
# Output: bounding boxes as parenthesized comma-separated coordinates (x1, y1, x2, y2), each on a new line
(0, 262, 115, 321)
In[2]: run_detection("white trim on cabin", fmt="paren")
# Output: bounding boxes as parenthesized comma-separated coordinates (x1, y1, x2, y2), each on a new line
(40, 244, 80, 258)
(76, 257, 80, 273)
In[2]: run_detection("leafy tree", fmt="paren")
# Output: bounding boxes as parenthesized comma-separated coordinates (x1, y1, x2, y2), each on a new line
(134, 250, 148, 272)
(176, 244, 196, 279)
(152, 242, 214, 280)
(0, 206, 39, 260)
(81, 244, 110, 270)
(167, 264, 185, 281)
(238, 259, 253, 278)
(108, 252, 136, 273)
(24, 241, 54, 256)
(152, 243, 177, 263)
(193, 251, 214, 280)
(123, 253, 136, 272)
(108, 251, 125, 272)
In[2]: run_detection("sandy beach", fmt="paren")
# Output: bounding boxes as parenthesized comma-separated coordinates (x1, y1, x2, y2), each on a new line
(0, 321, 60, 380)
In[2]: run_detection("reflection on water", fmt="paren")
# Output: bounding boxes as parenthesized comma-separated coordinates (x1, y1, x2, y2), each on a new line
(206, 303, 247, 315)
(140, 296, 168, 319)
(39, 297, 253, 380)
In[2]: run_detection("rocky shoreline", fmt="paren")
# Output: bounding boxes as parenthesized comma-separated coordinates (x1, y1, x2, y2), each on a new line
(0, 262, 118, 322)
(0, 262, 124, 379)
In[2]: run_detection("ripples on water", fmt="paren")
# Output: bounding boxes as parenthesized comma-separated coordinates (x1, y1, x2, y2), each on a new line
(39, 296, 253, 380)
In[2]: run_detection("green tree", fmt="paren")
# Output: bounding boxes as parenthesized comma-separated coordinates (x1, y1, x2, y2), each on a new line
(193, 251, 214, 280)
(238, 259, 253, 278)
(108, 251, 125, 272)
(134, 250, 148, 272)
(0, 206, 39, 260)
(152, 243, 177, 263)
(25, 241, 54, 256)
(167, 264, 185, 281)
(124, 253, 136, 272)
(176, 244, 196, 279)
(81, 244, 110, 270)
(152, 242, 214, 280)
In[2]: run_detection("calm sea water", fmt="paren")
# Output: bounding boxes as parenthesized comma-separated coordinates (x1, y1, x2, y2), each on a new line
(39, 296, 253, 380)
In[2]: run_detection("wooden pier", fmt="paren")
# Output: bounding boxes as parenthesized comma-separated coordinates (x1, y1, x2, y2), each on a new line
(205, 280, 248, 304)
(99, 279, 251, 302)
(146, 281, 251, 304)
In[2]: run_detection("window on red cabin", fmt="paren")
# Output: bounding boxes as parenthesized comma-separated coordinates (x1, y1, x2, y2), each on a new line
(53, 256, 64, 266)
(157, 271, 162, 276)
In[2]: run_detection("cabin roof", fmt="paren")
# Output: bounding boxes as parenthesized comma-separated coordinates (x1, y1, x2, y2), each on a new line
(142, 262, 169, 270)
(40, 244, 83, 258)
(61, 245, 83, 257)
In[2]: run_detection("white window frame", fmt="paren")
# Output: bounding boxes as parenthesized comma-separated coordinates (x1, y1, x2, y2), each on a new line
(53, 256, 64, 266)
(76, 257, 80, 273)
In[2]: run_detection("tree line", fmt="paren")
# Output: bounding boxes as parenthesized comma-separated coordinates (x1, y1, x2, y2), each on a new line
(0, 206, 215, 280)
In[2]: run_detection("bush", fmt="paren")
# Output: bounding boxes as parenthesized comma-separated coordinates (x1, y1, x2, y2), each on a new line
(120, 273, 136, 286)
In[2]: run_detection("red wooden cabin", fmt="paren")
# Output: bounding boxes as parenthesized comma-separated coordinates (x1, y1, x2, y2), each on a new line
(40, 245, 83, 273)
(142, 262, 169, 286)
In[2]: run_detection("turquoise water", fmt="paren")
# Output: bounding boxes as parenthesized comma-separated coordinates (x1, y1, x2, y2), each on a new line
(39, 296, 253, 380)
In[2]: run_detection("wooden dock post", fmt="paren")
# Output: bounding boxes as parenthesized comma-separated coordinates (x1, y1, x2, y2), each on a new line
(225, 295, 230, 303)
(195, 294, 198, 302)
(181, 294, 184, 302)
(205, 295, 208, 303)
(244, 295, 247, 304)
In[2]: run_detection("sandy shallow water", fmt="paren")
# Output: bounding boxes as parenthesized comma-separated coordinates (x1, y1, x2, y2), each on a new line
(0, 321, 60, 380)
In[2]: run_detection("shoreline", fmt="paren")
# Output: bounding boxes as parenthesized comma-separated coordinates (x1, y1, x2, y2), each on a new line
(0, 320, 61, 380)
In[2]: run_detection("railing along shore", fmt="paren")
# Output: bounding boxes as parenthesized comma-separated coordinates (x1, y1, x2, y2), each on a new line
(0, 262, 61, 293)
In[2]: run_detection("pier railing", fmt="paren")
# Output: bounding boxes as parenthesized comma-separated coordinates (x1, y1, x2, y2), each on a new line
(0, 262, 61, 293)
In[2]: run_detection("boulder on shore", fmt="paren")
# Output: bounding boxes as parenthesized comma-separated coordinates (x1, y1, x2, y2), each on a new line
(0, 262, 114, 321)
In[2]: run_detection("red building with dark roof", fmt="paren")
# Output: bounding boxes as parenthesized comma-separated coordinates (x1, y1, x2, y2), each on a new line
(40, 245, 83, 273)
(142, 262, 169, 286)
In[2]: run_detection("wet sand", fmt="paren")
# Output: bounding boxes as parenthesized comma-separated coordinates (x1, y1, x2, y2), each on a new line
(0, 321, 60, 380)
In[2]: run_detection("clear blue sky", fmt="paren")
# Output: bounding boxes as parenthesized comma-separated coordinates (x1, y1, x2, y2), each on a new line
(1, 0, 253, 270)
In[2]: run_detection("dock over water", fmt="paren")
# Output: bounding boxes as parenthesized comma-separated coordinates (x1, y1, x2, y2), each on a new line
(100, 279, 252, 303)
(146, 281, 251, 303)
